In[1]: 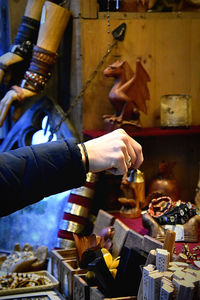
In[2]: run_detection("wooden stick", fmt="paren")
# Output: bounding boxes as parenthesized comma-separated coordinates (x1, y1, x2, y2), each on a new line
(163, 229, 176, 261)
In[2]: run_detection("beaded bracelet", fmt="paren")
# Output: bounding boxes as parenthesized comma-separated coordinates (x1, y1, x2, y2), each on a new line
(21, 71, 49, 93)
(19, 45, 57, 93)
(28, 62, 51, 77)
(151, 202, 197, 225)
(81, 143, 90, 173)
(20, 79, 39, 93)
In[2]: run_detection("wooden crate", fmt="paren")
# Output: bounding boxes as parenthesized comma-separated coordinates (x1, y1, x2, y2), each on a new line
(73, 274, 91, 300)
(60, 258, 87, 300)
(90, 287, 136, 300)
(92, 209, 115, 235)
(143, 235, 163, 253)
(112, 219, 130, 258)
(49, 248, 77, 281)
(124, 229, 144, 250)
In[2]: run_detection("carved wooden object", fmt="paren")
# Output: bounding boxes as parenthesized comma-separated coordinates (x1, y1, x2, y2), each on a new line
(103, 59, 150, 133)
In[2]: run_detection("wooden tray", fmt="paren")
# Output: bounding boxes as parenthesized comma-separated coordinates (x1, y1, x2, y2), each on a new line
(0, 270, 59, 296)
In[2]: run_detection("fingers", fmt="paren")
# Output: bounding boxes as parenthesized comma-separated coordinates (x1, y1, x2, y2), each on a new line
(109, 155, 128, 176)
(127, 136, 144, 169)
(113, 128, 143, 170)
(0, 90, 19, 126)
(106, 129, 143, 175)
(82, 128, 144, 176)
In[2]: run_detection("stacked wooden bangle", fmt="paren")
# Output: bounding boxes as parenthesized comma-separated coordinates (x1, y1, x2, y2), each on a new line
(57, 172, 98, 249)
(20, 46, 57, 93)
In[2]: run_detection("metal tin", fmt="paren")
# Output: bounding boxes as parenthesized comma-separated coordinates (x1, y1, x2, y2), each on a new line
(160, 94, 191, 127)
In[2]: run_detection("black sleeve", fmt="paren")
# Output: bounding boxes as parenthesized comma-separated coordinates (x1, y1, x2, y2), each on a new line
(0, 138, 87, 217)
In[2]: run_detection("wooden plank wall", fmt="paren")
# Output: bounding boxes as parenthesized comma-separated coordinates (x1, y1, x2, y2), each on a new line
(80, 12, 200, 130)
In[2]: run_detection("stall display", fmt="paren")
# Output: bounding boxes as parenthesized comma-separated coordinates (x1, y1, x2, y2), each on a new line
(0, 1, 200, 300)
(142, 198, 200, 242)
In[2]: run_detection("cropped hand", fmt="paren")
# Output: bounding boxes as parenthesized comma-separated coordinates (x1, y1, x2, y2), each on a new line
(82, 128, 143, 175)
(0, 87, 36, 126)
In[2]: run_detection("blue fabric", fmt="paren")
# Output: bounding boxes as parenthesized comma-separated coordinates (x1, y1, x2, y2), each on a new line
(0, 139, 86, 217)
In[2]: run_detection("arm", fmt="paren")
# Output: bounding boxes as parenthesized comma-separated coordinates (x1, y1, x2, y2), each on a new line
(0, 129, 143, 217)
(0, 138, 86, 217)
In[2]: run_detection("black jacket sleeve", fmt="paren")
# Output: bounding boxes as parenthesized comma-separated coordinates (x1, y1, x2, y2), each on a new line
(0, 138, 87, 217)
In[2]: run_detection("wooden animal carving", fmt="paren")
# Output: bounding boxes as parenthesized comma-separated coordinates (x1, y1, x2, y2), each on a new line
(103, 59, 150, 132)
(118, 169, 146, 218)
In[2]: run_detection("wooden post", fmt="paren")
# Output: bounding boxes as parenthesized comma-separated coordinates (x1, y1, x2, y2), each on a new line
(80, 0, 98, 19)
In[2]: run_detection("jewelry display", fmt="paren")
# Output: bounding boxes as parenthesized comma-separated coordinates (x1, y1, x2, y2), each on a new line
(148, 197, 197, 225)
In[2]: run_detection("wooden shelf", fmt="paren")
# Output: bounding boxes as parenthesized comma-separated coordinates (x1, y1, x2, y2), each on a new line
(83, 125, 200, 139)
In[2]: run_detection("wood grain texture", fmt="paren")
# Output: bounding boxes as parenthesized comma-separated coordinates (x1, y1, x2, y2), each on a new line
(37, 1, 71, 53)
(81, 13, 200, 130)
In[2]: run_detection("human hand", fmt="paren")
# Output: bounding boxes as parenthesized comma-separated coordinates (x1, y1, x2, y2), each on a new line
(0, 52, 24, 84)
(81, 129, 143, 175)
(0, 87, 36, 126)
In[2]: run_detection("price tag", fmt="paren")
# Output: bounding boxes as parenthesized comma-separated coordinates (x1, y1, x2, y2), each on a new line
(165, 225, 184, 241)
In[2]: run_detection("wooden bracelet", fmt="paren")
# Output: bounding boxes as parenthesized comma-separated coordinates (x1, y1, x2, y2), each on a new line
(81, 143, 89, 173)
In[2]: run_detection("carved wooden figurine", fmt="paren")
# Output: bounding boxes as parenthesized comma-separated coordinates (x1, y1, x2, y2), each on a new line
(118, 169, 145, 218)
(103, 59, 150, 133)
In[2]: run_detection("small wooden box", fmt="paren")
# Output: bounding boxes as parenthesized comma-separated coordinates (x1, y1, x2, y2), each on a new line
(60, 258, 87, 300)
(92, 209, 115, 235)
(73, 274, 91, 300)
(112, 219, 130, 258)
(143, 235, 163, 253)
(124, 229, 144, 250)
(50, 248, 77, 281)
(90, 287, 136, 300)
